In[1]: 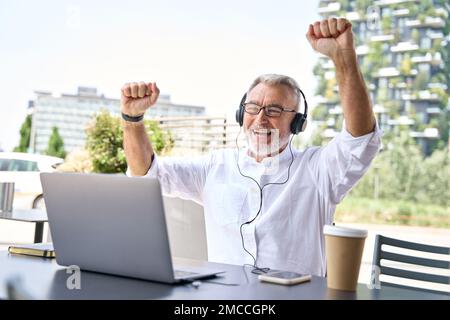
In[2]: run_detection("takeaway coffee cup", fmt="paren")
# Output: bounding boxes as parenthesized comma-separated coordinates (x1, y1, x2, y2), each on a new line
(0, 182, 15, 212)
(323, 225, 367, 291)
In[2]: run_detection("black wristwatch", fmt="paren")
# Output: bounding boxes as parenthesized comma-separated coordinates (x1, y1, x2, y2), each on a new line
(121, 112, 144, 122)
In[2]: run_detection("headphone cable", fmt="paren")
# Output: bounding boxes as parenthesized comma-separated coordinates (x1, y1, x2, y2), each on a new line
(234, 128, 295, 274)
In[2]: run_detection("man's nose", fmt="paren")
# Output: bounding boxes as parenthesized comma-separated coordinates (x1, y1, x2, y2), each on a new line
(255, 108, 269, 123)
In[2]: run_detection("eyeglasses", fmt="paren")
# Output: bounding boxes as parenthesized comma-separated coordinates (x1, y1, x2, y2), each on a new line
(244, 102, 297, 118)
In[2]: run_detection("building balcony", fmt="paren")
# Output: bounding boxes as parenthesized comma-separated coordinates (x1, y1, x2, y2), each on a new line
(390, 42, 419, 53)
(411, 53, 432, 64)
(394, 82, 408, 89)
(318, 0, 335, 4)
(346, 11, 365, 22)
(428, 82, 447, 90)
(373, 105, 387, 114)
(426, 107, 441, 115)
(402, 90, 441, 101)
(405, 17, 446, 28)
(387, 116, 414, 126)
(355, 45, 369, 56)
(410, 128, 439, 139)
(428, 31, 444, 40)
(392, 8, 411, 17)
(373, 0, 420, 7)
(316, 95, 339, 105)
(318, 2, 340, 14)
(435, 8, 448, 19)
(374, 67, 401, 78)
(329, 106, 342, 115)
(411, 52, 443, 65)
(370, 34, 395, 42)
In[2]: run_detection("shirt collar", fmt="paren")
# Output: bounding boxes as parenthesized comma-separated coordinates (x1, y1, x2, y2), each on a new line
(237, 143, 294, 168)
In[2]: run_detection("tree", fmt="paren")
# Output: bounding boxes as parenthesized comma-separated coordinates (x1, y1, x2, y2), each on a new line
(14, 115, 32, 152)
(86, 110, 173, 174)
(45, 127, 66, 159)
(413, 71, 429, 91)
(350, 127, 449, 206)
(418, 148, 450, 206)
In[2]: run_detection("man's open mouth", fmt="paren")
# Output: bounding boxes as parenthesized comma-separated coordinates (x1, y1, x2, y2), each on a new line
(252, 129, 272, 136)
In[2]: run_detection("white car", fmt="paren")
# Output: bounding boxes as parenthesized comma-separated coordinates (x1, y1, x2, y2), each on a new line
(0, 152, 64, 210)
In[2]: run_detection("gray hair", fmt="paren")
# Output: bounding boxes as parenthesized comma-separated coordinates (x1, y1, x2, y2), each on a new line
(247, 74, 302, 109)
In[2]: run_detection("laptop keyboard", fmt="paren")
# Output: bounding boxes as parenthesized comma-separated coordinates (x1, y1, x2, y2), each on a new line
(174, 270, 199, 278)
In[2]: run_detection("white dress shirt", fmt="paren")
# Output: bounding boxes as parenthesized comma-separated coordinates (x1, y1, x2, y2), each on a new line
(127, 124, 382, 276)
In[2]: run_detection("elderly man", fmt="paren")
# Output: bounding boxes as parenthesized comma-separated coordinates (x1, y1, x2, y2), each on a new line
(121, 18, 381, 276)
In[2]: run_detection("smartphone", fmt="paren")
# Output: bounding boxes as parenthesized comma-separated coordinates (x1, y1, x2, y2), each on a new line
(258, 271, 311, 285)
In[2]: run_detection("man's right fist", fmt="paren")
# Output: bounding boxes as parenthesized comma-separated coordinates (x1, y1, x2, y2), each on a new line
(121, 82, 160, 117)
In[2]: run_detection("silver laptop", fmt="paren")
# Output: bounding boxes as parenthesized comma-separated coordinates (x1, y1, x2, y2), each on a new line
(40, 172, 224, 283)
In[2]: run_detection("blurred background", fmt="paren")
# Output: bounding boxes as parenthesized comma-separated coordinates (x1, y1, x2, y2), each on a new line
(0, 0, 449, 292)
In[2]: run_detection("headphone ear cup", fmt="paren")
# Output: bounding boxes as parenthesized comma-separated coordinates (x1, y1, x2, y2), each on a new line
(235, 109, 241, 125)
(301, 117, 307, 132)
(290, 113, 307, 134)
(235, 106, 244, 126)
(290, 113, 301, 134)
(236, 93, 246, 127)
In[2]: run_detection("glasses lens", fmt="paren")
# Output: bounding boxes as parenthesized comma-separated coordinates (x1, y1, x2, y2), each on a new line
(244, 104, 260, 115)
(266, 106, 282, 117)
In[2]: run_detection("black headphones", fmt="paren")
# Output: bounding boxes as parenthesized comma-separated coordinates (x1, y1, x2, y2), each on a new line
(235, 89, 308, 134)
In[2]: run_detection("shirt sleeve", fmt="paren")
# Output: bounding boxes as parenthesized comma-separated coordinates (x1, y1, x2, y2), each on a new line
(126, 153, 211, 205)
(307, 121, 383, 205)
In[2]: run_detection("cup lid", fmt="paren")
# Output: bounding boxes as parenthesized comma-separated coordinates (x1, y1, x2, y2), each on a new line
(323, 225, 367, 238)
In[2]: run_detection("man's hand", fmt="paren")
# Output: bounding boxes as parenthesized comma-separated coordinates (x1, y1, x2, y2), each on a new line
(121, 82, 160, 117)
(306, 18, 355, 62)
(306, 18, 375, 137)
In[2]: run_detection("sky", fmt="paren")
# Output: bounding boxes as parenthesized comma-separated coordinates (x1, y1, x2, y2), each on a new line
(0, 0, 320, 151)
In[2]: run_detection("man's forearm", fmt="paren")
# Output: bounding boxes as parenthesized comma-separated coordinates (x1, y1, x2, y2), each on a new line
(123, 120, 154, 176)
(333, 50, 376, 137)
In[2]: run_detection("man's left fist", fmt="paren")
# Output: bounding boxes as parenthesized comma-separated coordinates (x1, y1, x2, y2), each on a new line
(306, 18, 355, 61)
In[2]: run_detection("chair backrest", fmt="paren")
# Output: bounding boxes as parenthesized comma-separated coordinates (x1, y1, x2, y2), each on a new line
(162, 196, 208, 261)
(372, 234, 450, 295)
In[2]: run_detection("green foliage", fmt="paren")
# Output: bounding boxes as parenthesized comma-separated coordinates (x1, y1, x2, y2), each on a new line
(13, 115, 32, 152)
(381, 15, 392, 32)
(325, 77, 338, 101)
(376, 86, 388, 103)
(411, 29, 420, 44)
(400, 56, 412, 75)
(86, 111, 125, 173)
(363, 42, 385, 80)
(384, 100, 401, 117)
(312, 105, 328, 121)
(350, 127, 449, 207)
(146, 120, 174, 154)
(355, 0, 371, 13)
(432, 38, 442, 52)
(413, 71, 429, 91)
(315, 77, 327, 96)
(45, 127, 67, 159)
(418, 0, 434, 15)
(86, 110, 173, 173)
(336, 196, 449, 228)
(310, 124, 327, 147)
(313, 62, 325, 77)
